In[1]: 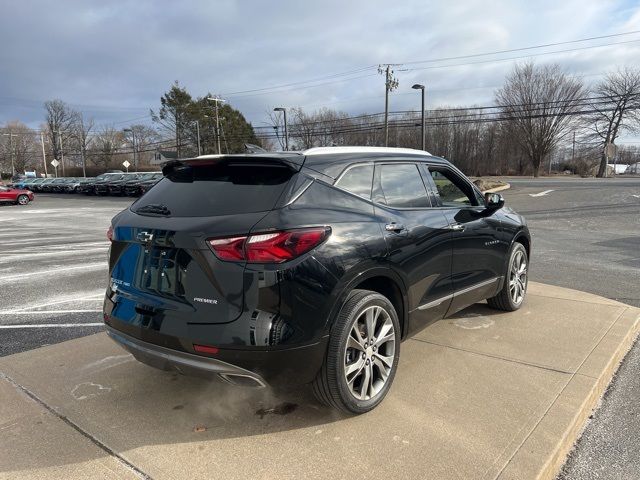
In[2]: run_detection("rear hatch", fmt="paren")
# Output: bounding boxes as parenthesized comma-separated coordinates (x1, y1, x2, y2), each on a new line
(108, 156, 301, 325)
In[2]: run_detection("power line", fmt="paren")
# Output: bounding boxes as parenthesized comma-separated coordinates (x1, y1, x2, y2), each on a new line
(399, 30, 640, 66)
(405, 39, 640, 72)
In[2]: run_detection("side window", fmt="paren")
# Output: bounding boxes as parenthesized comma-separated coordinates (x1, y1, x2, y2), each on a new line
(335, 164, 374, 200)
(428, 168, 478, 207)
(378, 164, 430, 208)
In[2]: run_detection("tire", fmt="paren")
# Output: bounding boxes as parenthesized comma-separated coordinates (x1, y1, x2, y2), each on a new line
(312, 289, 401, 414)
(16, 194, 29, 206)
(487, 242, 528, 311)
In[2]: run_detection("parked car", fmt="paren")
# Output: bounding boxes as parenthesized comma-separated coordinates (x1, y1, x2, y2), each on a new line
(80, 173, 123, 195)
(104, 147, 531, 414)
(32, 177, 57, 193)
(13, 177, 40, 190)
(107, 173, 156, 196)
(123, 172, 163, 196)
(0, 185, 35, 205)
(41, 177, 76, 193)
(94, 173, 137, 195)
(65, 177, 92, 193)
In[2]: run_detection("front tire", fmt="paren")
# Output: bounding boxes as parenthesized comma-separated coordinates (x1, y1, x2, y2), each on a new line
(487, 242, 528, 311)
(312, 289, 400, 414)
(16, 194, 29, 205)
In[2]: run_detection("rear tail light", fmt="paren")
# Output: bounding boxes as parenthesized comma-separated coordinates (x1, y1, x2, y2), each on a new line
(208, 227, 330, 263)
(107, 225, 113, 242)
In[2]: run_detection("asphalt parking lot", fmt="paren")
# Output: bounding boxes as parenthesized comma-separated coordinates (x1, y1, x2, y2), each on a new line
(0, 194, 130, 355)
(1, 177, 639, 478)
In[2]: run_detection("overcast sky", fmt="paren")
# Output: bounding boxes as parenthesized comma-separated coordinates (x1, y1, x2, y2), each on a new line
(1, 0, 639, 140)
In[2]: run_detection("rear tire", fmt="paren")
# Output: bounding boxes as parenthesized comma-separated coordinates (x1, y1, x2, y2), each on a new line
(16, 194, 29, 205)
(312, 289, 400, 414)
(487, 242, 528, 311)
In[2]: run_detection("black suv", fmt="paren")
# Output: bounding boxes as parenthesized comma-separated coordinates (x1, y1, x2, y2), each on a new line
(104, 147, 530, 413)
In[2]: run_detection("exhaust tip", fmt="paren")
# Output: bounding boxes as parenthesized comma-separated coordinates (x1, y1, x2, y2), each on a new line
(219, 373, 266, 388)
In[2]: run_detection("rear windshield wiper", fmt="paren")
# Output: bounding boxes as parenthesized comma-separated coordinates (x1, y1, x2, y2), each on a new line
(136, 204, 171, 216)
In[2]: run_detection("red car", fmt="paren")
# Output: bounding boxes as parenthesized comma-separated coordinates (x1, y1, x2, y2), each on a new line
(0, 185, 35, 205)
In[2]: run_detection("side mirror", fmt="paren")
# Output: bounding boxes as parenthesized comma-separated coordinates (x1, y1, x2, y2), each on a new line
(485, 192, 505, 210)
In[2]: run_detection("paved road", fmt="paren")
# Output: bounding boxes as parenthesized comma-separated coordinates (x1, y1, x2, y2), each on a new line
(0, 178, 639, 478)
(501, 177, 640, 480)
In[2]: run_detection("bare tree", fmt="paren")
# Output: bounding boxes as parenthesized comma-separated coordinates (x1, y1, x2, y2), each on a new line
(44, 99, 78, 175)
(123, 124, 159, 168)
(72, 113, 94, 177)
(1, 122, 39, 174)
(586, 67, 640, 177)
(495, 63, 585, 177)
(89, 126, 121, 169)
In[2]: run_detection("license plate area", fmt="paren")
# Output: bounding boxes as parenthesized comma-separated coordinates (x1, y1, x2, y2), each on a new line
(134, 246, 187, 299)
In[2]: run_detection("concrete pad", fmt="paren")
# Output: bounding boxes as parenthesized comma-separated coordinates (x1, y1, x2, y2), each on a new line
(414, 283, 628, 373)
(0, 375, 136, 480)
(1, 282, 638, 480)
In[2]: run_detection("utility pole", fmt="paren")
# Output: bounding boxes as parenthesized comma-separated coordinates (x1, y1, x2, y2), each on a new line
(571, 131, 576, 162)
(273, 107, 288, 151)
(53, 130, 65, 176)
(60, 131, 65, 176)
(195, 120, 201, 156)
(206, 97, 226, 155)
(123, 128, 137, 171)
(379, 65, 400, 147)
(40, 132, 48, 177)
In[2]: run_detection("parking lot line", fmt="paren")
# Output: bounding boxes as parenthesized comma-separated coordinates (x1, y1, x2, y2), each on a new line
(0, 310, 102, 315)
(0, 323, 104, 329)
(0, 293, 104, 313)
(0, 263, 107, 283)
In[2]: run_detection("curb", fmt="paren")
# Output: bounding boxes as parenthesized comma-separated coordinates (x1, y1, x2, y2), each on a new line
(542, 309, 640, 480)
(483, 183, 511, 194)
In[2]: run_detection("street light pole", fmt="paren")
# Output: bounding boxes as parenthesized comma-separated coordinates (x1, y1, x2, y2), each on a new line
(412, 84, 426, 151)
(206, 97, 226, 155)
(273, 107, 288, 151)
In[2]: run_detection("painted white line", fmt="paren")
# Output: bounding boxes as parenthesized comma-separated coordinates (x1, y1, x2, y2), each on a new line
(0, 247, 108, 260)
(1, 292, 104, 313)
(0, 238, 106, 247)
(528, 189, 555, 197)
(0, 263, 107, 282)
(0, 323, 104, 329)
(0, 310, 102, 315)
(633, 194, 640, 198)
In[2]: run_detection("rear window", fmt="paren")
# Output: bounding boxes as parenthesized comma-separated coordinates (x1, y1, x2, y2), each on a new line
(133, 162, 294, 217)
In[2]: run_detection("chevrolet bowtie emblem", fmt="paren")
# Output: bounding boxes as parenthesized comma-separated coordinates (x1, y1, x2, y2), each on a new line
(137, 231, 154, 243)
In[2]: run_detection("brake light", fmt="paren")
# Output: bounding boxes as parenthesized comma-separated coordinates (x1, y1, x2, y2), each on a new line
(208, 227, 330, 263)
(107, 225, 113, 242)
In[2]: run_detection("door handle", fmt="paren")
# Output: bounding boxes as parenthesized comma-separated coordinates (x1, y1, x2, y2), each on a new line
(385, 222, 406, 233)
(449, 223, 465, 231)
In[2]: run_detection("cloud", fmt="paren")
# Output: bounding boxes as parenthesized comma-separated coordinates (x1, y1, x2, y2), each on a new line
(0, 0, 639, 131)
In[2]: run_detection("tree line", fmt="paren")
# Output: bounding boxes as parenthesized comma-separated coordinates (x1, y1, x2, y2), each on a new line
(1, 63, 639, 178)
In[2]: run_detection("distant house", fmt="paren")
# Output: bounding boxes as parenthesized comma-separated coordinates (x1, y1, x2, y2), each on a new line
(151, 150, 179, 165)
(607, 163, 630, 175)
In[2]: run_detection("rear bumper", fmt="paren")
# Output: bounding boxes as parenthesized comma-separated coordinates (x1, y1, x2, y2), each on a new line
(106, 325, 269, 388)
